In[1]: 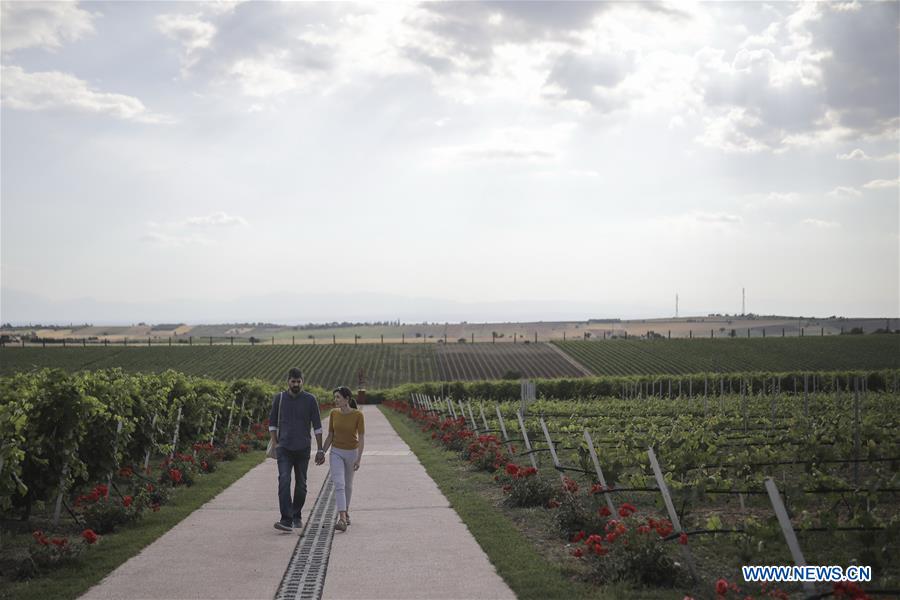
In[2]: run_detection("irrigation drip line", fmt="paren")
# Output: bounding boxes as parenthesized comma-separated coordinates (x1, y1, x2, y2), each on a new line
(525, 411, 804, 425)
(660, 525, 889, 542)
(518, 448, 553, 457)
(805, 590, 900, 599)
(553, 465, 598, 476)
(680, 456, 900, 471)
(547, 465, 898, 496)
(532, 430, 866, 451)
(678, 487, 900, 496)
(794, 488, 900, 495)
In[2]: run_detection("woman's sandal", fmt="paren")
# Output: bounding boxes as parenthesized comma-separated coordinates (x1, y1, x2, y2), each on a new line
(346, 514, 351, 526)
(334, 518, 348, 532)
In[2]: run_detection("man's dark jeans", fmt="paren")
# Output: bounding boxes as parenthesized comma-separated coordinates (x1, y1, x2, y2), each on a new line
(276, 446, 311, 525)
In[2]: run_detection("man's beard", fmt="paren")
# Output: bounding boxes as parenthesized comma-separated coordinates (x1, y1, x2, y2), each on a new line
(290, 385, 301, 393)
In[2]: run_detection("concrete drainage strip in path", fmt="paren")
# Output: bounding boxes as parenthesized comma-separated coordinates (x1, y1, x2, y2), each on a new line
(274, 472, 337, 600)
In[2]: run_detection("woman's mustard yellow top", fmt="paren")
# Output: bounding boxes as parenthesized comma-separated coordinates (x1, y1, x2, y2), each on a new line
(329, 409, 365, 450)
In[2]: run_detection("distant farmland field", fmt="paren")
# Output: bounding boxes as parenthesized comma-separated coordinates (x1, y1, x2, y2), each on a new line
(434, 343, 586, 381)
(0, 345, 438, 389)
(2, 336, 896, 386)
(554, 336, 900, 375)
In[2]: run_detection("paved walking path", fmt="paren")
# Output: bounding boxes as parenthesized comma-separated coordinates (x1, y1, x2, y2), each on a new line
(80, 405, 514, 600)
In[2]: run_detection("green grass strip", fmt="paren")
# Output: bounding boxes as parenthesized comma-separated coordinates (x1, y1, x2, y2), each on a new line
(380, 405, 617, 600)
(3, 450, 266, 600)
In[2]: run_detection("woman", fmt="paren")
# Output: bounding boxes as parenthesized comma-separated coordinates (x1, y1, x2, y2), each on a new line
(322, 386, 365, 531)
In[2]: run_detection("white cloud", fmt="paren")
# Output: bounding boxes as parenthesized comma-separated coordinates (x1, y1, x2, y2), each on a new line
(696, 108, 778, 153)
(743, 191, 801, 209)
(826, 186, 862, 198)
(201, 1, 245, 17)
(1, 1, 96, 53)
(156, 13, 217, 72)
(228, 50, 327, 97)
(141, 212, 248, 247)
(863, 178, 900, 189)
(694, 211, 742, 224)
(802, 218, 840, 228)
(658, 211, 743, 233)
(694, 2, 898, 154)
(139, 231, 213, 248)
(185, 212, 249, 227)
(836, 148, 899, 162)
(431, 124, 573, 165)
(836, 148, 869, 160)
(0, 65, 173, 124)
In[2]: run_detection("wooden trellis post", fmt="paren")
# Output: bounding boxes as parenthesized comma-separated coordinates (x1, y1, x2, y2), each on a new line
(516, 410, 538, 469)
(170, 406, 182, 459)
(765, 478, 816, 596)
(466, 401, 479, 433)
(479, 402, 490, 432)
(539, 417, 566, 484)
(144, 413, 158, 472)
(648, 447, 699, 581)
(52, 461, 69, 527)
(495, 405, 514, 454)
(584, 430, 615, 515)
(107, 420, 124, 487)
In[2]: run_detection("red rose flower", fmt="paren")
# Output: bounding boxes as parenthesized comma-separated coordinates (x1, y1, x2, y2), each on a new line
(679, 532, 689, 545)
(593, 543, 607, 555)
(32, 530, 49, 546)
(51, 537, 68, 547)
(505, 463, 520, 476)
(123, 496, 133, 507)
(82, 529, 100, 544)
(599, 506, 611, 517)
(571, 531, 586, 543)
(571, 548, 583, 558)
(716, 579, 729, 595)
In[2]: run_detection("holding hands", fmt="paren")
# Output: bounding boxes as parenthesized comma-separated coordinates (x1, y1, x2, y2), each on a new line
(315, 449, 325, 466)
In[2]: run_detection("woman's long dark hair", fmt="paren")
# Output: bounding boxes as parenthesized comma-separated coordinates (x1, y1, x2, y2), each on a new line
(333, 386, 357, 409)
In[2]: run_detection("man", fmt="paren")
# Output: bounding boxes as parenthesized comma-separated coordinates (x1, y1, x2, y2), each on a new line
(269, 367, 325, 532)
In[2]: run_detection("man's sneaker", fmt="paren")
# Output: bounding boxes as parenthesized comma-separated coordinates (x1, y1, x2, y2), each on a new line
(274, 521, 292, 532)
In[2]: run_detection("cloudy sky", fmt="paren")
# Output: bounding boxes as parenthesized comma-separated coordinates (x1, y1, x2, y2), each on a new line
(1, 0, 898, 324)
